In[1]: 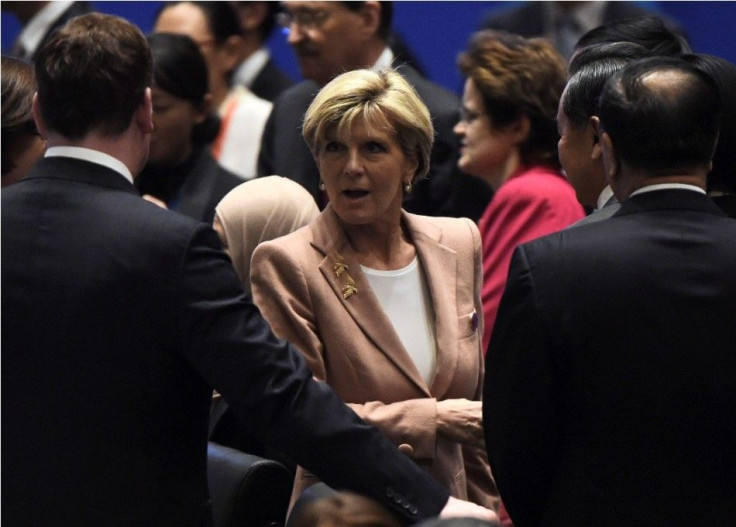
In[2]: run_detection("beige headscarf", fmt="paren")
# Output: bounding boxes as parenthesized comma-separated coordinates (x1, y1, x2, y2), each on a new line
(214, 176, 319, 293)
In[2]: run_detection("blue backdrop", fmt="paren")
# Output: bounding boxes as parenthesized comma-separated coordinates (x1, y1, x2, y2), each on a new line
(3, 1, 735, 95)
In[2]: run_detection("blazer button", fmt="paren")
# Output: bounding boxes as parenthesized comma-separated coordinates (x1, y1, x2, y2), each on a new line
(409, 505, 418, 515)
(398, 443, 414, 457)
(386, 487, 395, 499)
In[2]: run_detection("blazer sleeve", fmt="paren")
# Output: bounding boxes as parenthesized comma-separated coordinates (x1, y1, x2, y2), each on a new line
(178, 225, 451, 522)
(483, 244, 560, 526)
(251, 240, 443, 461)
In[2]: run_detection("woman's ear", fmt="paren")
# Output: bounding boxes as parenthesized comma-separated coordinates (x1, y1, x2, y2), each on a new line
(195, 93, 213, 125)
(510, 114, 531, 145)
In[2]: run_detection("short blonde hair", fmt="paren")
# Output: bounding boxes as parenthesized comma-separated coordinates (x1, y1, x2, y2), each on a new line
(302, 68, 434, 182)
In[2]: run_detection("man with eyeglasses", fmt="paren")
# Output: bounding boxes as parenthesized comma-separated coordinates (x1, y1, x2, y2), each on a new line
(258, 1, 493, 222)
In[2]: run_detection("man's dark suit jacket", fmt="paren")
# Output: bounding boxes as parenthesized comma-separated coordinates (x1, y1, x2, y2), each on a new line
(1, 157, 448, 526)
(250, 57, 294, 102)
(483, 190, 736, 526)
(137, 147, 242, 224)
(257, 64, 493, 221)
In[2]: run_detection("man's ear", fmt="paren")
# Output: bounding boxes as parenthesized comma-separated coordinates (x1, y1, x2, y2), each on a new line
(136, 88, 154, 134)
(32, 93, 48, 139)
(358, 1, 381, 41)
(599, 130, 618, 187)
(589, 116, 602, 161)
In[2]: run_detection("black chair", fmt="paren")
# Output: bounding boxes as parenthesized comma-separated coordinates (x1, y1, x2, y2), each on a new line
(207, 441, 293, 527)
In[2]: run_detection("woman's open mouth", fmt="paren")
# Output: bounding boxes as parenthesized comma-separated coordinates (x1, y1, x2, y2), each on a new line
(343, 189, 369, 199)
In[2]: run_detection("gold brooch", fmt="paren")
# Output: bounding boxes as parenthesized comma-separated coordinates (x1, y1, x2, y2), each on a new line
(333, 252, 357, 299)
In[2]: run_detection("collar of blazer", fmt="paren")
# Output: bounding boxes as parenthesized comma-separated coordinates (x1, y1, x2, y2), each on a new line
(309, 205, 462, 397)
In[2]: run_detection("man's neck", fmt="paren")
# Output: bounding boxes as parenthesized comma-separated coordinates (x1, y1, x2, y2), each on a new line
(45, 130, 146, 179)
(614, 166, 708, 201)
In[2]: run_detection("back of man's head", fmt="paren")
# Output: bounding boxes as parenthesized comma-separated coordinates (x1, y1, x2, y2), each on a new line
(35, 13, 152, 140)
(598, 57, 720, 174)
(575, 15, 690, 58)
(563, 43, 653, 125)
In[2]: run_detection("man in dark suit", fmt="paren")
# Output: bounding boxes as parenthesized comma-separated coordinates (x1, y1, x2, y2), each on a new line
(231, 1, 294, 102)
(483, 57, 736, 526)
(258, 1, 492, 221)
(2, 1, 92, 61)
(1, 14, 494, 526)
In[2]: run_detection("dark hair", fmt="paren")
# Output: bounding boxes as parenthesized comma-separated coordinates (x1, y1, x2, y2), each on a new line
(569, 41, 653, 76)
(262, 2, 280, 40)
(35, 13, 152, 140)
(598, 57, 720, 173)
(683, 53, 736, 193)
(458, 29, 566, 168)
(575, 15, 690, 57)
(158, 2, 241, 45)
(147, 32, 219, 145)
(563, 44, 653, 125)
(340, 1, 393, 41)
(2, 56, 37, 176)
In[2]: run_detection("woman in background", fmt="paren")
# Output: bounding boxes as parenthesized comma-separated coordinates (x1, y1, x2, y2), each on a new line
(136, 33, 241, 223)
(251, 69, 498, 512)
(455, 30, 584, 353)
(2, 56, 46, 187)
(213, 176, 319, 293)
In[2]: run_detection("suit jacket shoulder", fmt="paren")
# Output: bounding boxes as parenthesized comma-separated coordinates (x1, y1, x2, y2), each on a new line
(251, 57, 295, 102)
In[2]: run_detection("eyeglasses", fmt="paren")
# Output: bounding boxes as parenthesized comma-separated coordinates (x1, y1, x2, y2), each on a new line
(459, 107, 485, 124)
(277, 9, 331, 32)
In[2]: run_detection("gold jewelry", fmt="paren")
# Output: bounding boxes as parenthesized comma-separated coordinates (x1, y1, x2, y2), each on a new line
(404, 181, 412, 193)
(332, 252, 357, 299)
(319, 180, 326, 191)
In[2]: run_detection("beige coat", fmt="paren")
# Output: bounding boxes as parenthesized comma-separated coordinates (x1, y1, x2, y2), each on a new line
(251, 205, 498, 509)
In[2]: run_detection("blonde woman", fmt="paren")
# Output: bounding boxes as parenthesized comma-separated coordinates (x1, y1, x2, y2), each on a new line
(251, 69, 498, 511)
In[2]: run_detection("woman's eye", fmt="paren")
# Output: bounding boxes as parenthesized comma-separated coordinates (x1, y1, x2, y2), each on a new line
(324, 141, 342, 153)
(365, 141, 386, 153)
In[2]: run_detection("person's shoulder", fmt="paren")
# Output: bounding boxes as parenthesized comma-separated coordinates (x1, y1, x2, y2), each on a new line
(407, 213, 479, 250)
(395, 65, 459, 107)
(272, 79, 321, 108)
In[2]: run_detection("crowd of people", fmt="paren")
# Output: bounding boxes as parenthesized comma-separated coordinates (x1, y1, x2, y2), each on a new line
(2, 2, 735, 526)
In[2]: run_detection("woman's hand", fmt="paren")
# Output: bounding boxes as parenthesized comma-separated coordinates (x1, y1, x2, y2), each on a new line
(436, 398, 485, 449)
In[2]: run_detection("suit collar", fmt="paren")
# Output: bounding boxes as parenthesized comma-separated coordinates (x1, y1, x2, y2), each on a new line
(310, 207, 461, 396)
(616, 188, 725, 218)
(27, 156, 139, 196)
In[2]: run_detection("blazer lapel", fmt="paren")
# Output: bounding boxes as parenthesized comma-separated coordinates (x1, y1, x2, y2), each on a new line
(403, 212, 460, 398)
(311, 207, 431, 396)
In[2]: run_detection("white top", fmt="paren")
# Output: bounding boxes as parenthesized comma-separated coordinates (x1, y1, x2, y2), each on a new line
(361, 256, 437, 385)
(45, 146, 133, 184)
(597, 185, 615, 210)
(372, 46, 394, 72)
(15, 1, 74, 59)
(213, 85, 272, 180)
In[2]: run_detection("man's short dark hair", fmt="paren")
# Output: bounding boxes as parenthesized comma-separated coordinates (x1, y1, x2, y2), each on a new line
(598, 57, 720, 173)
(575, 15, 690, 57)
(563, 43, 653, 125)
(569, 41, 653, 76)
(35, 13, 152, 140)
(341, 1, 393, 41)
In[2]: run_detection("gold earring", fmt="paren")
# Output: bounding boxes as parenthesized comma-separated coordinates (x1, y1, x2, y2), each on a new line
(319, 180, 326, 191)
(404, 181, 412, 193)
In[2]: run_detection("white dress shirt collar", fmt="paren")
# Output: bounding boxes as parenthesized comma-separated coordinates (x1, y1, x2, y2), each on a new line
(597, 185, 615, 210)
(232, 47, 270, 89)
(16, 1, 74, 59)
(45, 146, 134, 184)
(629, 183, 706, 198)
(372, 47, 395, 72)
